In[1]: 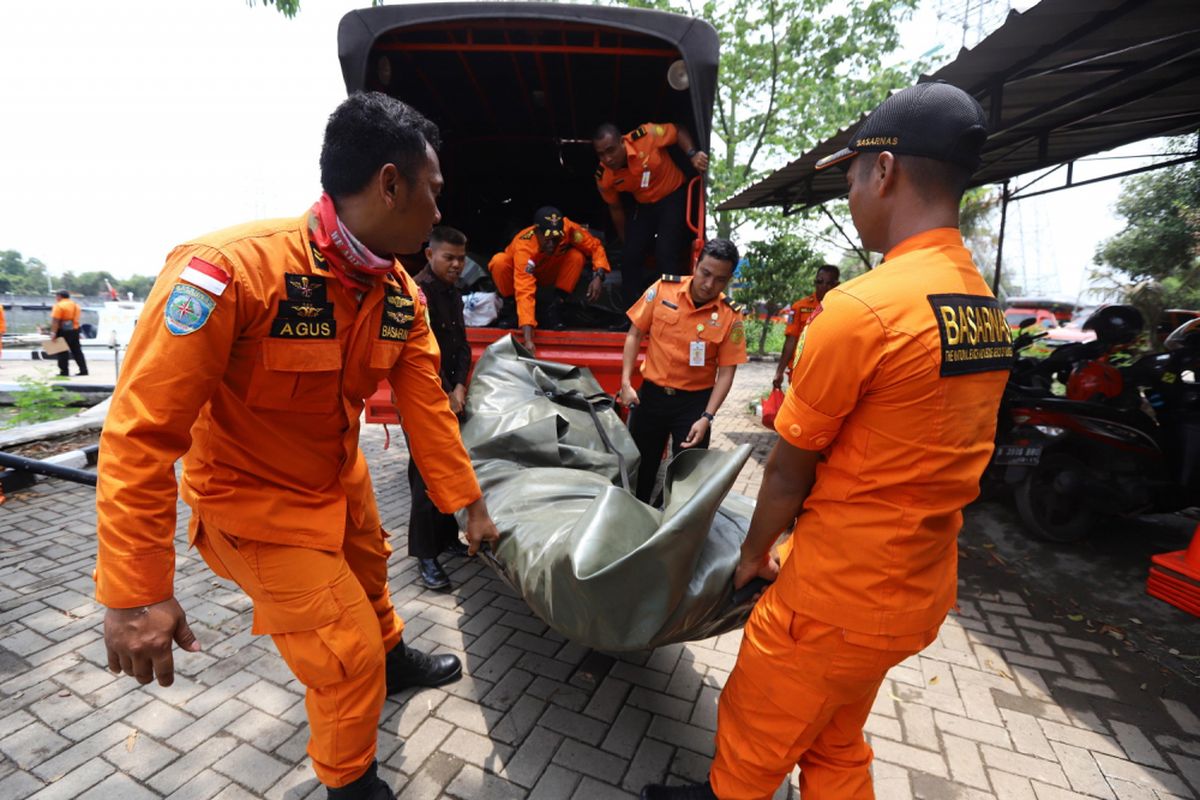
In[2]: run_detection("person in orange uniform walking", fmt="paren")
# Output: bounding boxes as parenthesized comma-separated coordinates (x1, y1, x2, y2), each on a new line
(50, 289, 88, 377)
(0, 302, 6, 365)
(488, 205, 611, 353)
(617, 238, 747, 503)
(641, 82, 1007, 800)
(772, 265, 839, 389)
(593, 121, 708, 305)
(96, 93, 500, 800)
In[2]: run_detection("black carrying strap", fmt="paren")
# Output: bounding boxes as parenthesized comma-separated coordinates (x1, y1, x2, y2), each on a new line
(541, 388, 633, 494)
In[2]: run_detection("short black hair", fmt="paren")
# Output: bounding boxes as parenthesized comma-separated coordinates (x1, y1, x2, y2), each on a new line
(818, 264, 840, 280)
(896, 154, 974, 202)
(56, 290, 69, 298)
(429, 226, 467, 248)
(592, 122, 621, 141)
(320, 92, 441, 199)
(700, 238, 739, 267)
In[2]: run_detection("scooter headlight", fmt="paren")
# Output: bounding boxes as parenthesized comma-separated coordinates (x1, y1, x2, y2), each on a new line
(1033, 425, 1067, 438)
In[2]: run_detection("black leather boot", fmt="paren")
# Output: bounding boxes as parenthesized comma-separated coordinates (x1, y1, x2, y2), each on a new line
(417, 557, 450, 590)
(640, 781, 718, 800)
(385, 641, 462, 694)
(327, 761, 394, 800)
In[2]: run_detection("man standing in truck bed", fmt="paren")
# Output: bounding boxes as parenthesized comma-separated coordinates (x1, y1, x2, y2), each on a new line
(594, 121, 709, 306)
(96, 92, 499, 800)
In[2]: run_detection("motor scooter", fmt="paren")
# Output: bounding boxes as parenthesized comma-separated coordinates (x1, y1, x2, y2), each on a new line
(993, 317, 1200, 542)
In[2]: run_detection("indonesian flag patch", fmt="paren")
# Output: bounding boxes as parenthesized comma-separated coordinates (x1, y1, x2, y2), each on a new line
(180, 257, 232, 297)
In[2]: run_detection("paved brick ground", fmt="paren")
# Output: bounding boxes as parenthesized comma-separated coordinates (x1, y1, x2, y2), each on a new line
(1, 360, 1198, 799)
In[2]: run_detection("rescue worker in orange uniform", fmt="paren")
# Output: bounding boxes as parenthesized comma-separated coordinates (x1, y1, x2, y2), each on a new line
(50, 289, 88, 377)
(618, 238, 747, 503)
(0, 302, 6, 364)
(772, 265, 840, 389)
(96, 93, 500, 800)
(593, 121, 709, 305)
(641, 82, 1007, 800)
(488, 205, 611, 354)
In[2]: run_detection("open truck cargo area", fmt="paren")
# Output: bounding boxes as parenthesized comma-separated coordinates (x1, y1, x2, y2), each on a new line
(338, 3, 718, 405)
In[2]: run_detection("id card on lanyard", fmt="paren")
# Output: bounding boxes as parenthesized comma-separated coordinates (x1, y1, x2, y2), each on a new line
(689, 341, 705, 367)
(641, 170, 652, 189)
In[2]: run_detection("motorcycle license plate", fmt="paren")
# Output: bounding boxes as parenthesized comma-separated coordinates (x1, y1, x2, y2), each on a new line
(993, 444, 1042, 466)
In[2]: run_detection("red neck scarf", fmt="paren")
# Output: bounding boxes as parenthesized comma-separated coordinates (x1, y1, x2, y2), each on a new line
(307, 193, 395, 294)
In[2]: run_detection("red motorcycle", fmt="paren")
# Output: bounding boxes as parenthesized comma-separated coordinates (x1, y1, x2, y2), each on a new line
(991, 310, 1200, 542)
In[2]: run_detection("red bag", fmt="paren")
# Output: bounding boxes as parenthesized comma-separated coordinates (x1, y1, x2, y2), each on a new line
(761, 388, 785, 430)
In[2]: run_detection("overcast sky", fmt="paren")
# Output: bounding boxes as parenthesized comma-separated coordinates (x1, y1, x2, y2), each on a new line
(0, 0, 1158, 302)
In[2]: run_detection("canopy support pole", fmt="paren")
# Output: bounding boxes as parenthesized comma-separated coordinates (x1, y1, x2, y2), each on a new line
(992, 180, 1011, 295)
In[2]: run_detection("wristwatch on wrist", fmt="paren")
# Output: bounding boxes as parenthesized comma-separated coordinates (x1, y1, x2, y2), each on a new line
(686, 147, 699, 158)
(701, 411, 715, 422)
(594, 271, 605, 283)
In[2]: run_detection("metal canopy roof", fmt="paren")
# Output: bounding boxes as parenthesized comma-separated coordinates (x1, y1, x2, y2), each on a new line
(719, 0, 1200, 212)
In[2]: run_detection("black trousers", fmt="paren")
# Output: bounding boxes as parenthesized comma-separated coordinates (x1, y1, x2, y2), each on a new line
(621, 185, 691, 306)
(628, 380, 713, 502)
(406, 437, 460, 558)
(56, 329, 88, 376)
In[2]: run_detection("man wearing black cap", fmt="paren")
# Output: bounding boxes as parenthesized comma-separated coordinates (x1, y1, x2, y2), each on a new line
(642, 81, 1010, 800)
(487, 205, 611, 353)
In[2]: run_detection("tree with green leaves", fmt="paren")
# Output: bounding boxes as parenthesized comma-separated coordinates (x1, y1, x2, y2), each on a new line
(734, 234, 824, 354)
(0, 250, 52, 295)
(1090, 142, 1200, 341)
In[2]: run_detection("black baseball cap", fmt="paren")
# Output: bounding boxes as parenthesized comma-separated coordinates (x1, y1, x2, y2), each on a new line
(534, 206, 565, 238)
(815, 81, 988, 172)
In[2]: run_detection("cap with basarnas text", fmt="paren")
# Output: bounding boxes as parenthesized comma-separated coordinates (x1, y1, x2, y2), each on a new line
(533, 206, 565, 238)
(815, 81, 988, 172)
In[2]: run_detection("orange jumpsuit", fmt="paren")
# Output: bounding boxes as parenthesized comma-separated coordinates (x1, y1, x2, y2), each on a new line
(783, 293, 820, 340)
(781, 293, 821, 380)
(94, 214, 481, 788)
(488, 218, 611, 329)
(711, 228, 1010, 798)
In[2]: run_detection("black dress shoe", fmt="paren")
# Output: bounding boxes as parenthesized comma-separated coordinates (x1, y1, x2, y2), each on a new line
(385, 641, 462, 694)
(327, 760, 395, 800)
(417, 557, 450, 590)
(442, 540, 471, 558)
(641, 781, 718, 800)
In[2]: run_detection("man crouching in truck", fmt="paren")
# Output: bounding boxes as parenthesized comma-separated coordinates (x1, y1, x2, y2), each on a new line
(95, 92, 499, 800)
(488, 205, 612, 354)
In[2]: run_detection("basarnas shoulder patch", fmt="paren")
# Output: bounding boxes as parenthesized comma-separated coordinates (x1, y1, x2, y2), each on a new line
(644, 287, 656, 303)
(928, 293, 1013, 376)
(165, 283, 216, 335)
(729, 321, 746, 345)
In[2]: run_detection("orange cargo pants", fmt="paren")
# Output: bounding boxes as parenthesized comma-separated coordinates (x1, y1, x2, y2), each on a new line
(488, 249, 587, 297)
(193, 513, 404, 788)
(709, 588, 938, 799)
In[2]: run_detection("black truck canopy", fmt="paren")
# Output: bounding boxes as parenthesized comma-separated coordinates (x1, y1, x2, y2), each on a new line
(337, 3, 718, 256)
(719, 0, 1200, 214)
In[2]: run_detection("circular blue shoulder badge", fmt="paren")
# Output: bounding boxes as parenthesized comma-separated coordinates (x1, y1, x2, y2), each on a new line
(164, 283, 216, 335)
(644, 288, 656, 303)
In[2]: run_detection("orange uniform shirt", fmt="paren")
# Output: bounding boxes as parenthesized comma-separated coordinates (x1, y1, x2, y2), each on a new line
(626, 276, 748, 391)
(783, 293, 820, 339)
(51, 298, 81, 330)
(774, 228, 1010, 636)
(95, 214, 482, 608)
(596, 123, 685, 206)
(499, 218, 611, 329)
